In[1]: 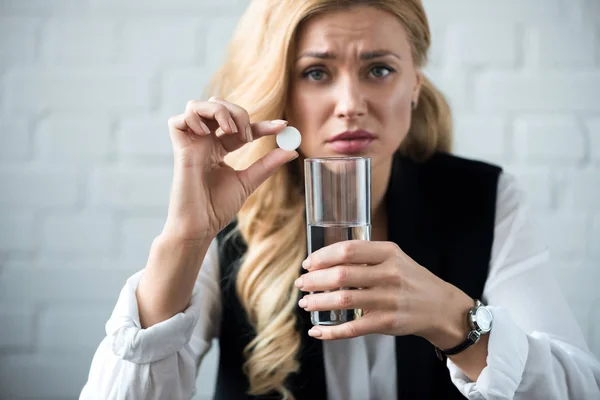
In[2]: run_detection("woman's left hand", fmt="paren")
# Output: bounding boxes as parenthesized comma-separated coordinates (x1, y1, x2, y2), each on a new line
(295, 240, 474, 348)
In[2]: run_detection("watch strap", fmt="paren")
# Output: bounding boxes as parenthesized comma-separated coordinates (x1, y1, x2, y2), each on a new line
(435, 330, 481, 361)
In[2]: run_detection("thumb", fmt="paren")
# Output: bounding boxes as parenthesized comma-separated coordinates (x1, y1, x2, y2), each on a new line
(237, 148, 299, 196)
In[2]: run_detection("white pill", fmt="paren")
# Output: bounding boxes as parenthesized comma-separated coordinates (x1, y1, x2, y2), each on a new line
(276, 126, 302, 151)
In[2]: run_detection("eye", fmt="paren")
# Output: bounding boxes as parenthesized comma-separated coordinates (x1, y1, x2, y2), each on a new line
(303, 68, 327, 81)
(369, 65, 394, 78)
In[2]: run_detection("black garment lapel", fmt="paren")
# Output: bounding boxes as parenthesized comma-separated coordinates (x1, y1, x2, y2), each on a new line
(385, 154, 446, 399)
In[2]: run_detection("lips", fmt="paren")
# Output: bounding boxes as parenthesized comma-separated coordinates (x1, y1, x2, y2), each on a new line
(327, 130, 376, 154)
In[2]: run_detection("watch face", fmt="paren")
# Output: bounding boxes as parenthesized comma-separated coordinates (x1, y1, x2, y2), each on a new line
(475, 307, 493, 332)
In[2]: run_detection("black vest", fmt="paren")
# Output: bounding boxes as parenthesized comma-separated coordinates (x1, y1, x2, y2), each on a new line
(214, 152, 502, 400)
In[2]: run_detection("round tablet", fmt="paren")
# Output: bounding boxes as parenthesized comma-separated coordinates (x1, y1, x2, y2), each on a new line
(276, 126, 302, 151)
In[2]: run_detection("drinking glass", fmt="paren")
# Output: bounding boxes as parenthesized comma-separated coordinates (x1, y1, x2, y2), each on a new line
(304, 157, 372, 326)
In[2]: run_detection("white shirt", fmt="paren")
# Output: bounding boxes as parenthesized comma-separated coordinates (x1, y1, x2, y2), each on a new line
(80, 173, 600, 399)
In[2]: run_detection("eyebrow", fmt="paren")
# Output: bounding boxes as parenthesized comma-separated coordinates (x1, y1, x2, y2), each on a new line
(296, 50, 401, 61)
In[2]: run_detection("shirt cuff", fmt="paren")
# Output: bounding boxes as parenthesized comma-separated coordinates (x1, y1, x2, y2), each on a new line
(104, 270, 201, 364)
(447, 306, 529, 399)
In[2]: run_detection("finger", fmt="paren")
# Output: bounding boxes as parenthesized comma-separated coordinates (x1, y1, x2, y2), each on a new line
(303, 240, 400, 271)
(249, 120, 289, 139)
(185, 100, 238, 136)
(181, 105, 211, 136)
(168, 114, 197, 149)
(208, 97, 252, 143)
(299, 288, 395, 312)
(237, 147, 299, 197)
(169, 113, 188, 131)
(307, 313, 386, 340)
(296, 265, 386, 292)
(217, 120, 292, 154)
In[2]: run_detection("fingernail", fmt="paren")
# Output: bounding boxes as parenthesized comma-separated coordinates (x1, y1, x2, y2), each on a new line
(200, 122, 211, 135)
(308, 328, 322, 338)
(298, 298, 307, 308)
(228, 118, 238, 133)
(302, 258, 311, 270)
(246, 125, 253, 142)
(294, 277, 303, 289)
(270, 119, 288, 125)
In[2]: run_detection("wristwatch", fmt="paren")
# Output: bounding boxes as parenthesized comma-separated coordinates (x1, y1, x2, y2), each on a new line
(434, 299, 493, 361)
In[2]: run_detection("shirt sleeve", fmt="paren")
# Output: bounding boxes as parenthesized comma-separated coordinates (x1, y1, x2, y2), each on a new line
(79, 238, 222, 400)
(447, 172, 600, 399)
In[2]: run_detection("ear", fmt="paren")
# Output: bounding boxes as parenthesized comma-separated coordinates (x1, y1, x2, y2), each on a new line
(412, 69, 424, 106)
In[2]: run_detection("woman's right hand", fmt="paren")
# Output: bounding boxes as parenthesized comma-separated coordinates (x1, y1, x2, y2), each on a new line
(163, 97, 298, 242)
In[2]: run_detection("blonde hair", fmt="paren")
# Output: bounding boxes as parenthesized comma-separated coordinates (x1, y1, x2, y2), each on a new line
(205, 0, 452, 397)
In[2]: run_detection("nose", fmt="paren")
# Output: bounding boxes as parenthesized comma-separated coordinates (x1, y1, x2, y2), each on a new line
(334, 76, 366, 120)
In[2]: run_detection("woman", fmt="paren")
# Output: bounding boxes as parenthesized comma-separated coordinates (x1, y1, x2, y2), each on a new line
(81, 0, 600, 399)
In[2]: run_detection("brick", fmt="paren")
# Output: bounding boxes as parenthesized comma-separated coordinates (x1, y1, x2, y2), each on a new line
(535, 213, 588, 257)
(89, 165, 171, 209)
(0, 213, 35, 252)
(0, 0, 88, 12)
(92, 0, 242, 12)
(475, 72, 600, 112)
(0, 354, 91, 398)
(423, 69, 468, 111)
(591, 215, 600, 257)
(161, 68, 213, 114)
(4, 258, 131, 271)
(40, 212, 117, 254)
(525, 24, 595, 67)
(587, 118, 600, 163)
(40, 18, 119, 64)
(427, 25, 446, 68)
(597, 27, 600, 69)
(422, 0, 561, 24)
(453, 115, 507, 163)
(0, 305, 35, 348)
(38, 304, 112, 350)
(122, 217, 164, 254)
(204, 16, 243, 72)
(123, 18, 203, 66)
(565, 170, 600, 211)
(0, 17, 39, 64)
(0, 168, 79, 208)
(117, 116, 172, 157)
(2, 67, 152, 113)
(447, 23, 517, 67)
(0, 118, 30, 160)
(514, 116, 585, 164)
(0, 267, 132, 301)
(591, 298, 600, 357)
(502, 167, 554, 209)
(570, 0, 600, 25)
(36, 115, 112, 162)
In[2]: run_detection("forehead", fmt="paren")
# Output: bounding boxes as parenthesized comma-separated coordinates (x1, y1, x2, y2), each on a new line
(295, 6, 410, 55)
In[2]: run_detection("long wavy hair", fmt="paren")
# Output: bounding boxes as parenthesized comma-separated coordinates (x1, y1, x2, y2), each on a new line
(205, 0, 452, 398)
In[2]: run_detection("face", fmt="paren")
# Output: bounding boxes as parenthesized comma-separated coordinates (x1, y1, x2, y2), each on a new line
(286, 6, 422, 173)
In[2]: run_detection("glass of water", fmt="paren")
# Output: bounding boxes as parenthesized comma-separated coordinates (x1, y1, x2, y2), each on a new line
(304, 157, 372, 326)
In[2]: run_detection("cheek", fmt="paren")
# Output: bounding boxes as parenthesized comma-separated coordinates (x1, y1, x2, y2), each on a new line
(377, 90, 413, 148)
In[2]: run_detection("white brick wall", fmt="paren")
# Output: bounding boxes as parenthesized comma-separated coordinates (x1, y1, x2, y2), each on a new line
(0, 1, 599, 399)
(514, 116, 586, 165)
